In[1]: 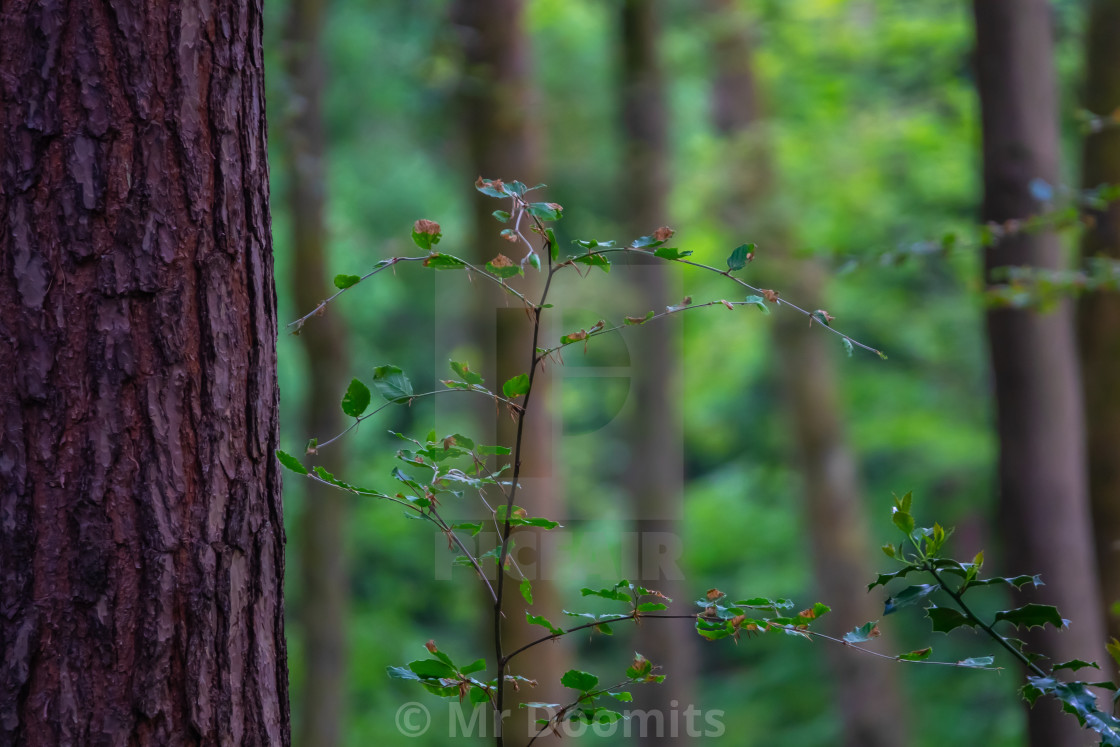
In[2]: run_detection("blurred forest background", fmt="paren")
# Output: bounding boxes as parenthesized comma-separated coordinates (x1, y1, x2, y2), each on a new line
(266, 0, 1119, 745)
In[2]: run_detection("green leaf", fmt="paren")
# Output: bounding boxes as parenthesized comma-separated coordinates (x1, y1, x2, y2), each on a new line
(891, 505, 915, 535)
(423, 253, 466, 270)
(994, 603, 1068, 631)
(527, 202, 562, 221)
(653, 247, 692, 260)
(897, 647, 933, 662)
(409, 659, 456, 679)
(726, 243, 755, 271)
(969, 574, 1044, 590)
(626, 654, 653, 680)
(573, 253, 611, 273)
(526, 613, 563, 636)
(492, 210, 511, 223)
(927, 605, 978, 634)
(956, 656, 995, 668)
(560, 669, 599, 693)
(609, 691, 633, 702)
(486, 257, 522, 279)
(372, 365, 414, 403)
(528, 252, 541, 271)
(743, 295, 772, 315)
(636, 602, 668, 612)
(1053, 659, 1100, 673)
(340, 378, 372, 418)
(842, 338, 854, 357)
(387, 666, 420, 681)
(546, 228, 559, 261)
(276, 449, 308, 475)
(502, 373, 530, 398)
(581, 586, 632, 603)
(520, 578, 533, 605)
(884, 584, 940, 615)
(333, 274, 361, 290)
(449, 360, 485, 387)
(461, 658, 487, 676)
(843, 621, 880, 643)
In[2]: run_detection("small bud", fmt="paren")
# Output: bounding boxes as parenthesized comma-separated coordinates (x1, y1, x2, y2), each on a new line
(425, 640, 438, 654)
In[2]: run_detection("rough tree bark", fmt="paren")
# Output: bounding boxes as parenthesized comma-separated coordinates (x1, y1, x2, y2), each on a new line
(973, 2, 1107, 744)
(279, 0, 349, 744)
(618, 2, 697, 741)
(453, 1, 566, 743)
(704, 2, 908, 745)
(0, 2, 289, 746)
(1078, 0, 1120, 651)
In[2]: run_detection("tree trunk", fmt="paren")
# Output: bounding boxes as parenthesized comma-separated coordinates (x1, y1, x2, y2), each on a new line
(0, 2, 289, 746)
(1078, 0, 1120, 653)
(618, 2, 697, 741)
(973, 2, 1107, 744)
(705, 3, 908, 745)
(453, 2, 565, 743)
(279, 0, 349, 745)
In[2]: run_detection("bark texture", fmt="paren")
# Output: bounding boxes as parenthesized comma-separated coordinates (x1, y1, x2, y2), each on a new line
(973, 2, 1107, 744)
(280, 0, 349, 744)
(705, 2, 908, 745)
(0, 2, 289, 745)
(1078, 0, 1120, 650)
(453, 1, 565, 743)
(619, 2, 697, 740)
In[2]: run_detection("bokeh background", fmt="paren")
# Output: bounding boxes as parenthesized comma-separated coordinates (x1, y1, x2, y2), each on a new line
(265, 1, 1112, 745)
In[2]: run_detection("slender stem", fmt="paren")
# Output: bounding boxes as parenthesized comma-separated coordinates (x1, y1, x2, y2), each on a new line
(427, 507, 499, 604)
(556, 246, 884, 356)
(927, 564, 1048, 678)
(493, 232, 557, 746)
(313, 387, 519, 452)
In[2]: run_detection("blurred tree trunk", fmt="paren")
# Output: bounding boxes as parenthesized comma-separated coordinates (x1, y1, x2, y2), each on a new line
(618, 2, 697, 741)
(453, 1, 566, 742)
(0, 2, 289, 745)
(972, 2, 1107, 744)
(1078, 0, 1120, 652)
(280, 1, 349, 745)
(705, 3, 908, 745)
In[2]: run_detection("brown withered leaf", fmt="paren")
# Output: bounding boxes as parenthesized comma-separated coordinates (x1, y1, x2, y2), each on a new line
(653, 226, 675, 241)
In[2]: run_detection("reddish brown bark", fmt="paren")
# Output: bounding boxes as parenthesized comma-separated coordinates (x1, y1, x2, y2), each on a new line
(453, 1, 565, 743)
(618, 2, 697, 740)
(973, 2, 1107, 744)
(279, 0, 349, 744)
(705, 2, 907, 745)
(1078, 0, 1120, 650)
(0, 2, 289, 745)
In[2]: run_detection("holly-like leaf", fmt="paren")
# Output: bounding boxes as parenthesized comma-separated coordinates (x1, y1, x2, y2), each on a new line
(1053, 659, 1100, 673)
(333, 274, 361, 290)
(726, 243, 755, 271)
(994, 603, 1068, 631)
(561, 669, 599, 693)
(884, 584, 940, 615)
(927, 605, 978, 633)
(372, 365, 414, 403)
(503, 373, 530, 398)
(276, 449, 308, 475)
(341, 378, 371, 418)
